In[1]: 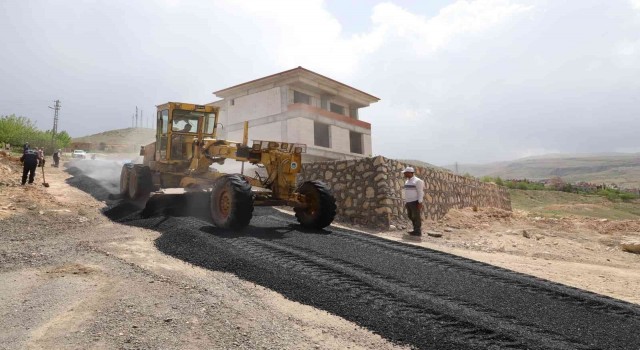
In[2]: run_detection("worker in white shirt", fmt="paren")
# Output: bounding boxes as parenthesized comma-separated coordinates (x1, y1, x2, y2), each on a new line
(402, 167, 425, 236)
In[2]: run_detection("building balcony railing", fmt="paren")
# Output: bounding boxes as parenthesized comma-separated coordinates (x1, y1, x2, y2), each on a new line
(287, 103, 371, 130)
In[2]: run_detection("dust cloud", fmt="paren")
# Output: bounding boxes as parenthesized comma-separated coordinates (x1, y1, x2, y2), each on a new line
(65, 158, 133, 201)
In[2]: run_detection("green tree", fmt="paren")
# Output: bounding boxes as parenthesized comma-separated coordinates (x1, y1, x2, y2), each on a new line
(54, 131, 72, 148)
(0, 114, 72, 152)
(0, 114, 39, 146)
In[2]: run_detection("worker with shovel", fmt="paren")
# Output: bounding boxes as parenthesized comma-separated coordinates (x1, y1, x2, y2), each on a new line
(20, 146, 41, 185)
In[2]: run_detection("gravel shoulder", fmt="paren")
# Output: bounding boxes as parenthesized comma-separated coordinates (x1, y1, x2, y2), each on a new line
(0, 157, 404, 350)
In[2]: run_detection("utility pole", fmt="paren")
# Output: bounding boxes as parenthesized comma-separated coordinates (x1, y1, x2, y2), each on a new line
(141, 109, 143, 129)
(135, 106, 139, 128)
(455, 162, 459, 175)
(132, 114, 135, 128)
(48, 100, 61, 149)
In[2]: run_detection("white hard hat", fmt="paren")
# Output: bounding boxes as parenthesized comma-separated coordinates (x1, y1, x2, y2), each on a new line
(402, 167, 415, 173)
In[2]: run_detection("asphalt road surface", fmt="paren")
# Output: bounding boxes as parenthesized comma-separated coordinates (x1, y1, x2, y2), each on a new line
(101, 201, 640, 350)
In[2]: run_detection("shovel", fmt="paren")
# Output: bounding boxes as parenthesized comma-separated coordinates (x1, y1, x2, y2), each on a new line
(41, 164, 50, 187)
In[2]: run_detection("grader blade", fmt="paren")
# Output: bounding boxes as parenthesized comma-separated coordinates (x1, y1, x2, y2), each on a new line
(141, 191, 211, 220)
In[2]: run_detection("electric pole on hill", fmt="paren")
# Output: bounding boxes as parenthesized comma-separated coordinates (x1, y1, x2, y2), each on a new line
(135, 106, 139, 128)
(48, 100, 61, 149)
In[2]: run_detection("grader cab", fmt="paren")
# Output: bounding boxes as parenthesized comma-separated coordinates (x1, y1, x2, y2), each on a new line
(119, 102, 336, 229)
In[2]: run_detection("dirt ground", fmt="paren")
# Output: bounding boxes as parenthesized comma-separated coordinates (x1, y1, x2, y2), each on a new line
(1, 153, 640, 349)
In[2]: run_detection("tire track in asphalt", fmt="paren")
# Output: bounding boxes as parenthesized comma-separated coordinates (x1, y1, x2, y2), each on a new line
(232, 238, 590, 350)
(105, 205, 640, 350)
(266, 213, 640, 319)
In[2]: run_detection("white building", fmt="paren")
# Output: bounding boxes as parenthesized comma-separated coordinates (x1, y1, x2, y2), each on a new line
(209, 67, 379, 162)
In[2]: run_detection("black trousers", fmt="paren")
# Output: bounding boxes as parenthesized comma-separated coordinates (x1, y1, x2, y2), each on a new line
(22, 163, 37, 184)
(405, 201, 422, 233)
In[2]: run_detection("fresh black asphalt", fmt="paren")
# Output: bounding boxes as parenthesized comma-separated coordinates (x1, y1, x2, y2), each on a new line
(104, 203, 640, 350)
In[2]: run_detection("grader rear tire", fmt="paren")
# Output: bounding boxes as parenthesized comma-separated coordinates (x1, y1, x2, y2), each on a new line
(294, 181, 337, 229)
(210, 174, 254, 229)
(120, 164, 132, 198)
(128, 165, 153, 200)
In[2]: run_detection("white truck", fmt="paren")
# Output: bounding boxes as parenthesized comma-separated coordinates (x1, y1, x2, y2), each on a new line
(72, 150, 87, 159)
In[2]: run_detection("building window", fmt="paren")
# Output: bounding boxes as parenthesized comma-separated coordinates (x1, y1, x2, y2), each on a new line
(294, 90, 311, 105)
(330, 103, 345, 115)
(350, 131, 363, 154)
(314, 122, 330, 148)
(349, 107, 358, 119)
(230, 99, 235, 106)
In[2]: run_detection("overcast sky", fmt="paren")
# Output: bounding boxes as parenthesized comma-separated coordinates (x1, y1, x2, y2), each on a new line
(1, 0, 639, 164)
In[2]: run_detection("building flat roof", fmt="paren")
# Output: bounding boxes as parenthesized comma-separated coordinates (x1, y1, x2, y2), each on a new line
(213, 66, 380, 102)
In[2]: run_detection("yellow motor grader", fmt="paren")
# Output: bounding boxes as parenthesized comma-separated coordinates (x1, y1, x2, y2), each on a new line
(119, 102, 336, 229)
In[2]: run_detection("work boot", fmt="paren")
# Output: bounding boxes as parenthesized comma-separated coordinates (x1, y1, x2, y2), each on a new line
(402, 233, 422, 242)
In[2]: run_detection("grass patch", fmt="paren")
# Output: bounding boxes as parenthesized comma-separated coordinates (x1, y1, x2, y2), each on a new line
(509, 189, 640, 220)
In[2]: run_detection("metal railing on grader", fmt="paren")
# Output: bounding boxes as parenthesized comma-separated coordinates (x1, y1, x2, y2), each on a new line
(119, 102, 336, 229)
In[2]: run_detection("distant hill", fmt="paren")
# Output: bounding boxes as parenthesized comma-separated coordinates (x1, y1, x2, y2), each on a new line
(398, 159, 452, 173)
(443, 153, 640, 188)
(73, 127, 155, 144)
(72, 127, 155, 152)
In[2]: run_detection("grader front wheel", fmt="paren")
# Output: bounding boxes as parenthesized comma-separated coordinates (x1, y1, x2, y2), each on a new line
(119, 164, 132, 198)
(294, 181, 337, 229)
(128, 165, 153, 200)
(210, 174, 254, 229)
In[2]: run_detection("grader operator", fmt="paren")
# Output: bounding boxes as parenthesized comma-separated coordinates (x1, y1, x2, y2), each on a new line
(119, 102, 336, 229)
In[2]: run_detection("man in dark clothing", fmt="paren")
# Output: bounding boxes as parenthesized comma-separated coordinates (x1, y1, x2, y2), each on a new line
(23, 143, 30, 153)
(52, 149, 61, 167)
(20, 148, 40, 185)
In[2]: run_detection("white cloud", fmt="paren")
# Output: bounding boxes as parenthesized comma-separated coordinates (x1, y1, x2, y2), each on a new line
(369, 1, 532, 55)
(1, 0, 639, 164)
(212, 0, 532, 78)
(353, 0, 640, 163)
(215, 0, 360, 77)
(397, 107, 432, 121)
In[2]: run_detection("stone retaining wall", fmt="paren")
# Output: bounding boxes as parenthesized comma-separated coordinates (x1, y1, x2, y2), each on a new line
(299, 156, 511, 230)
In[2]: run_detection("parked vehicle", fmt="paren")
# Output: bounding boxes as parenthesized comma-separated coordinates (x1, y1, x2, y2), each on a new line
(72, 150, 87, 159)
